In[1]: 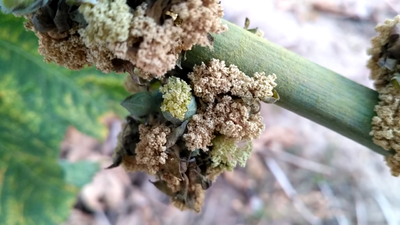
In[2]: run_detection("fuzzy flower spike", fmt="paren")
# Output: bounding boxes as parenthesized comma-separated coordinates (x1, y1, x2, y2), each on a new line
(368, 15, 400, 176)
(11, 0, 279, 213)
(24, 0, 227, 78)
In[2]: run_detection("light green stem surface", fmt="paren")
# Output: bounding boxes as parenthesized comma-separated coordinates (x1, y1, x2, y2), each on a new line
(182, 20, 394, 157)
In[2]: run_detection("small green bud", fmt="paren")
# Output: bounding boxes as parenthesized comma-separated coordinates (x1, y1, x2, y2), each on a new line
(391, 74, 400, 90)
(121, 91, 156, 120)
(160, 77, 196, 121)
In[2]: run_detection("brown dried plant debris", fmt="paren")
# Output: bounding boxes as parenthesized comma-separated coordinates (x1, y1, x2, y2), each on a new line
(367, 15, 400, 90)
(37, 30, 89, 70)
(26, 0, 226, 77)
(171, 183, 205, 213)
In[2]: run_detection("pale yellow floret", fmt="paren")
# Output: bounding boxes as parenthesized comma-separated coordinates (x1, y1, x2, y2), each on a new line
(210, 136, 237, 171)
(159, 77, 192, 120)
(210, 135, 253, 171)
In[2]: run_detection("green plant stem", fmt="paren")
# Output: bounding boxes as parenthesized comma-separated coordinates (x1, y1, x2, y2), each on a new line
(182, 20, 394, 157)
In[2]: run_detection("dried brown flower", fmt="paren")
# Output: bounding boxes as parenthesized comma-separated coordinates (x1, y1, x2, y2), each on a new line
(37, 30, 88, 70)
(171, 184, 205, 213)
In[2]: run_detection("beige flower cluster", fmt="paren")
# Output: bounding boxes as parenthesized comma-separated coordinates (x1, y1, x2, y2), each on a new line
(188, 59, 277, 103)
(185, 59, 276, 152)
(79, 0, 132, 47)
(184, 95, 264, 151)
(370, 86, 400, 151)
(21, 0, 279, 212)
(369, 86, 400, 176)
(368, 15, 400, 176)
(112, 59, 278, 212)
(133, 124, 171, 175)
(118, 123, 172, 175)
(26, 0, 226, 77)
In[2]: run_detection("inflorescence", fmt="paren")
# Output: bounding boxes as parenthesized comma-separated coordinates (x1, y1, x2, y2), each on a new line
(367, 15, 400, 176)
(8, 0, 279, 212)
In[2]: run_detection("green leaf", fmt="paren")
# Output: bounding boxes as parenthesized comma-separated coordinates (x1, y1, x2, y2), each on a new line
(0, 99, 77, 225)
(390, 74, 400, 90)
(166, 120, 189, 148)
(0, 13, 123, 224)
(162, 110, 183, 124)
(59, 160, 99, 188)
(184, 95, 197, 120)
(264, 89, 280, 104)
(121, 91, 155, 118)
(0, 13, 129, 138)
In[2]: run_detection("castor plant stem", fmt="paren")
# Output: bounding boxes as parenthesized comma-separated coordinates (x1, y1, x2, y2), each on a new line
(182, 20, 395, 157)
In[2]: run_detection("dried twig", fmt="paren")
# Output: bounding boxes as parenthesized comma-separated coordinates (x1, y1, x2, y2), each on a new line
(354, 190, 367, 225)
(372, 192, 397, 225)
(270, 150, 334, 176)
(94, 211, 112, 225)
(318, 181, 350, 225)
(258, 153, 321, 225)
(386, 0, 400, 14)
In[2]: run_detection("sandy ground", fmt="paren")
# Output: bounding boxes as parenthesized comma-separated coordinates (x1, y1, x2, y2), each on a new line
(61, 1, 400, 224)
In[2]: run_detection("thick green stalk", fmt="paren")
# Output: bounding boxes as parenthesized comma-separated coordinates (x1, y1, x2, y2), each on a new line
(182, 20, 394, 157)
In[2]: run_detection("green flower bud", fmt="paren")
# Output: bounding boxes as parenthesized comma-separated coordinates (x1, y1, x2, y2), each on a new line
(160, 77, 196, 122)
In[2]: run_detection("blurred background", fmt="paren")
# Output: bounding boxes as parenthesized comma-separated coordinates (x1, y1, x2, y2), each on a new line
(2, 0, 400, 225)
